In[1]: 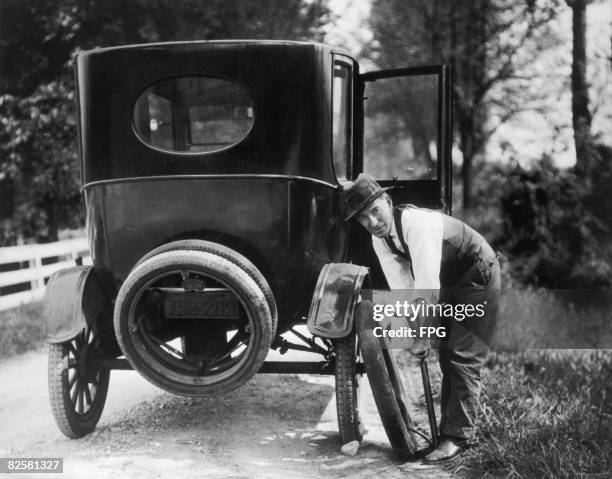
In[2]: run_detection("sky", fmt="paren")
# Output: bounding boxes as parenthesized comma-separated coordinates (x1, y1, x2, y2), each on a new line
(323, 0, 372, 57)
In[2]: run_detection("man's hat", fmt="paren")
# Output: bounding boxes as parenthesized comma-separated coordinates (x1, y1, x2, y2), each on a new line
(342, 173, 391, 221)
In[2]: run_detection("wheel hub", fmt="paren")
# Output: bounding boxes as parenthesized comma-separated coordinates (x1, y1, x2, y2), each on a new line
(78, 345, 100, 383)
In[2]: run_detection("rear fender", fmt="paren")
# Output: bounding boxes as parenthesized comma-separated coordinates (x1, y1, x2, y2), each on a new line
(307, 263, 369, 338)
(43, 266, 110, 343)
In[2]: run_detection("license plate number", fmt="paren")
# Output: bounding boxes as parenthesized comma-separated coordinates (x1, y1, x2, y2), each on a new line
(163, 291, 239, 319)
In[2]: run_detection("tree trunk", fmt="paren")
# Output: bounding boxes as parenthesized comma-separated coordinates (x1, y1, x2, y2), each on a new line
(460, 121, 475, 211)
(568, 0, 592, 176)
(456, 0, 488, 211)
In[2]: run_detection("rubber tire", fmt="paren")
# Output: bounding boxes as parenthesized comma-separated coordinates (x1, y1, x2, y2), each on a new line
(335, 329, 364, 444)
(48, 325, 110, 438)
(355, 300, 417, 459)
(114, 250, 273, 396)
(135, 240, 277, 333)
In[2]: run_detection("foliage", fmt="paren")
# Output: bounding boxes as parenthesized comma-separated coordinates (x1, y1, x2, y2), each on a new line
(0, 301, 44, 360)
(0, 0, 330, 97)
(366, 0, 562, 209)
(142, 0, 330, 43)
(0, 76, 82, 243)
(455, 141, 611, 289)
(497, 148, 611, 288)
(0, 0, 330, 245)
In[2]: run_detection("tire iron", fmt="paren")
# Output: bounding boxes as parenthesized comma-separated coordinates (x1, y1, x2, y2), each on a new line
(419, 356, 439, 447)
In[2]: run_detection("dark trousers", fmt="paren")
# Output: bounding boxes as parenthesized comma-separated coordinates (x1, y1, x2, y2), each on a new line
(437, 251, 501, 441)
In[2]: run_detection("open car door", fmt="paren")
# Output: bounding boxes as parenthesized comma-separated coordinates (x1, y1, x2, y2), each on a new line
(349, 65, 453, 286)
(357, 65, 452, 213)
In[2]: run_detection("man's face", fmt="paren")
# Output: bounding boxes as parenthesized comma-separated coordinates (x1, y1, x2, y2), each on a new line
(356, 196, 393, 238)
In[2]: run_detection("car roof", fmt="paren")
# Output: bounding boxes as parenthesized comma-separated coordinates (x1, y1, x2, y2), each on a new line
(79, 39, 354, 59)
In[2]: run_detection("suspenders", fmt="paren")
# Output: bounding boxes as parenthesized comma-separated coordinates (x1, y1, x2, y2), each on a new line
(384, 206, 415, 278)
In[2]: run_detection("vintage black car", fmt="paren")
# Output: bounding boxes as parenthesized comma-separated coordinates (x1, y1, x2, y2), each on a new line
(44, 40, 452, 457)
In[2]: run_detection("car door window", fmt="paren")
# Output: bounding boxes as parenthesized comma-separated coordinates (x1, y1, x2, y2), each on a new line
(363, 74, 439, 180)
(332, 61, 353, 181)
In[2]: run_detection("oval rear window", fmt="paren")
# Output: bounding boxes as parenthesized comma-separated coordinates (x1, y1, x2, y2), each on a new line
(133, 77, 254, 153)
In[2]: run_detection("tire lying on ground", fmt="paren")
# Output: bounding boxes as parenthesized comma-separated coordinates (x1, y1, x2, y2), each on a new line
(114, 249, 274, 396)
(355, 300, 417, 459)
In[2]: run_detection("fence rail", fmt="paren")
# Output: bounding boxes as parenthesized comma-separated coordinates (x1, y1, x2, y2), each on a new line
(0, 238, 91, 311)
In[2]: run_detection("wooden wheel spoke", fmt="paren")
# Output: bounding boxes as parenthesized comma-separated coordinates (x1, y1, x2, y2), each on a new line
(77, 387, 84, 414)
(70, 378, 81, 405)
(68, 359, 78, 369)
(68, 342, 79, 358)
(83, 383, 92, 407)
(68, 371, 79, 389)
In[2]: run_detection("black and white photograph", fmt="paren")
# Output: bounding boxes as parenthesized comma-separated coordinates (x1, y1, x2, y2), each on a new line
(0, 0, 611, 477)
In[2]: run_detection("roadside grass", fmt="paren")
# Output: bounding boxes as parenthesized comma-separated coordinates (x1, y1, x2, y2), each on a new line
(446, 286, 612, 478)
(0, 301, 44, 360)
(452, 349, 612, 479)
(494, 284, 612, 350)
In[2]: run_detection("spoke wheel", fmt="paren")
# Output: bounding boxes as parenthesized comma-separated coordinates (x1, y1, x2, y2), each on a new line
(335, 329, 365, 444)
(48, 323, 110, 438)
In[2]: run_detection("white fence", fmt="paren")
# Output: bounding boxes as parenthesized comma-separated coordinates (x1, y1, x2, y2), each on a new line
(0, 238, 91, 311)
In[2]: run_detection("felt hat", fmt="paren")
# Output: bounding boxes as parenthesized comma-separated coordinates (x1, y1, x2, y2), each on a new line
(342, 173, 391, 221)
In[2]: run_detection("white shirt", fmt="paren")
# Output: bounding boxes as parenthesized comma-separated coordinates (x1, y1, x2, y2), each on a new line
(372, 207, 443, 297)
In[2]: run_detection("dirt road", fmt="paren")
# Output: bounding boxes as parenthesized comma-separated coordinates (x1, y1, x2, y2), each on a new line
(0, 345, 456, 479)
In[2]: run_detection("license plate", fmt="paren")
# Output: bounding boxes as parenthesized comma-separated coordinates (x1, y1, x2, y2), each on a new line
(163, 291, 239, 319)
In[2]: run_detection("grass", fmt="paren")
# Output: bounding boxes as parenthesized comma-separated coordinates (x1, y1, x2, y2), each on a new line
(398, 283, 612, 478)
(451, 349, 612, 478)
(445, 286, 612, 477)
(0, 301, 44, 360)
(492, 272, 612, 350)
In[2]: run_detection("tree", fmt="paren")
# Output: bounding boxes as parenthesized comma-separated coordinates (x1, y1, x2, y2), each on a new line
(566, 0, 593, 176)
(367, 0, 561, 210)
(0, 0, 330, 244)
(0, 77, 81, 242)
(143, 0, 329, 42)
(497, 153, 611, 288)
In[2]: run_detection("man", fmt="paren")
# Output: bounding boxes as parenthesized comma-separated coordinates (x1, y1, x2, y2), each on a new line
(343, 173, 501, 463)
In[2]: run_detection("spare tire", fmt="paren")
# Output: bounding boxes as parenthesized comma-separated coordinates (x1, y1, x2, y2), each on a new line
(135, 240, 277, 332)
(114, 250, 273, 396)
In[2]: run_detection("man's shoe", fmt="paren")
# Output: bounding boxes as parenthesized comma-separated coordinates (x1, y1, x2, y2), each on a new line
(422, 437, 465, 464)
